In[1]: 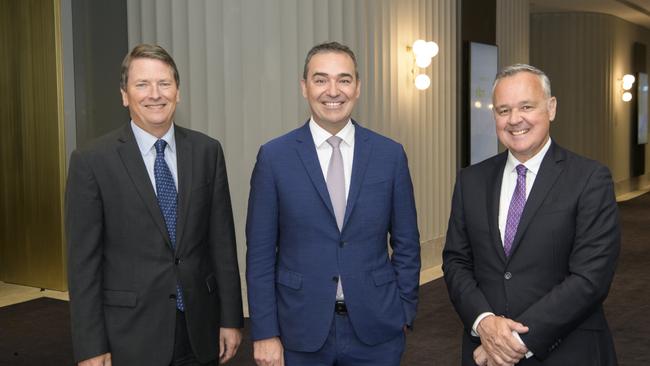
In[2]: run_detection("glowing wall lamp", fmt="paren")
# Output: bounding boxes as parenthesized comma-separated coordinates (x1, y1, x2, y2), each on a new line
(622, 74, 635, 102)
(408, 39, 439, 90)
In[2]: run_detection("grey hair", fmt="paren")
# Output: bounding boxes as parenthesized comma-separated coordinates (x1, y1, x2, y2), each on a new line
(492, 63, 552, 98)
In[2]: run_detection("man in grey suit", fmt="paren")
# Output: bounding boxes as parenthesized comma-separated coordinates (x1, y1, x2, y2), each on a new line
(66, 44, 243, 366)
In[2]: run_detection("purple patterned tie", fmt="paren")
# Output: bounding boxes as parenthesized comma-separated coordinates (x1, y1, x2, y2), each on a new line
(503, 164, 527, 257)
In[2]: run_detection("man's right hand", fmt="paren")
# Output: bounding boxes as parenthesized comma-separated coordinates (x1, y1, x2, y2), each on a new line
(253, 337, 284, 366)
(477, 315, 528, 366)
(78, 353, 111, 366)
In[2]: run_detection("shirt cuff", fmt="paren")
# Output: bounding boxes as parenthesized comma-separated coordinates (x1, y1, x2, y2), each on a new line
(511, 331, 534, 358)
(471, 312, 495, 337)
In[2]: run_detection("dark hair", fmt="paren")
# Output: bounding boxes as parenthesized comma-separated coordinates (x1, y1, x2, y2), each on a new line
(120, 44, 180, 90)
(302, 41, 359, 80)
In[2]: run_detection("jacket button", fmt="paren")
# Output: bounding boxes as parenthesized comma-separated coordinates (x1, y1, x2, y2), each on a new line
(169, 294, 176, 299)
(339, 241, 345, 248)
(174, 258, 180, 265)
(504, 272, 512, 280)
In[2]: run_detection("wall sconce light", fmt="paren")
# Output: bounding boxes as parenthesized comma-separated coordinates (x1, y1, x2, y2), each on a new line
(408, 39, 439, 91)
(622, 74, 635, 102)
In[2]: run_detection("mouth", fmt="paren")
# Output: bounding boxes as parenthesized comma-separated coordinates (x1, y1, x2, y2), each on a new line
(322, 101, 344, 109)
(509, 128, 529, 136)
(144, 103, 166, 110)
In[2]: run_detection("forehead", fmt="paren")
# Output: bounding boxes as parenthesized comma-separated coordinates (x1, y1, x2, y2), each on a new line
(307, 51, 356, 76)
(493, 72, 544, 102)
(128, 58, 174, 79)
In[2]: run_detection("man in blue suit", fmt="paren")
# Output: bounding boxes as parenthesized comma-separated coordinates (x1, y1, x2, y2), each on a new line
(246, 42, 421, 366)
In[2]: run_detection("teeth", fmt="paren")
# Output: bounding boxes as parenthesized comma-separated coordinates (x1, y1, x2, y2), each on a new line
(511, 129, 528, 136)
(324, 102, 342, 107)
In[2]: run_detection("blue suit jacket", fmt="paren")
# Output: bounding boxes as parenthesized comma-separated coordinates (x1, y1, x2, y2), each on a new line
(246, 121, 421, 352)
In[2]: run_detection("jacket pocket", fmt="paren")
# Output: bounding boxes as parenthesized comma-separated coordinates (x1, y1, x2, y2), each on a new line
(103, 289, 137, 308)
(206, 273, 218, 293)
(372, 268, 397, 286)
(276, 269, 302, 290)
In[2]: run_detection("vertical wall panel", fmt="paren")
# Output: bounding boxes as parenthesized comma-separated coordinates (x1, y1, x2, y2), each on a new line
(531, 13, 614, 171)
(127, 0, 459, 296)
(0, 0, 66, 290)
(496, 0, 529, 68)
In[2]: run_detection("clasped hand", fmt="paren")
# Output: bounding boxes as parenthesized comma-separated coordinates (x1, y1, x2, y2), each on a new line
(474, 315, 529, 366)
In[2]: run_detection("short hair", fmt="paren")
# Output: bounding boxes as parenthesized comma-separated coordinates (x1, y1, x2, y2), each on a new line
(302, 41, 359, 80)
(120, 44, 180, 90)
(492, 63, 552, 98)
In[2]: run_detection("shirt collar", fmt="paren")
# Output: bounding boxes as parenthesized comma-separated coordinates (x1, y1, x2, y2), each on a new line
(309, 118, 355, 148)
(505, 137, 552, 175)
(130, 121, 176, 156)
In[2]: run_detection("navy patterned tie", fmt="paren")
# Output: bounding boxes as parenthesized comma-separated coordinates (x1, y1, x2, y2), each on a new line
(154, 139, 185, 311)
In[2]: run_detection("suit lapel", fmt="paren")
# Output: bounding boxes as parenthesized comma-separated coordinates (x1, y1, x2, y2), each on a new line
(295, 122, 337, 220)
(116, 124, 171, 244)
(509, 142, 565, 258)
(487, 153, 508, 263)
(174, 127, 192, 253)
(343, 122, 372, 230)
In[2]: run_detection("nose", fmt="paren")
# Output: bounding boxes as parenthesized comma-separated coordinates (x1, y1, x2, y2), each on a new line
(326, 81, 339, 97)
(508, 108, 522, 124)
(149, 84, 161, 99)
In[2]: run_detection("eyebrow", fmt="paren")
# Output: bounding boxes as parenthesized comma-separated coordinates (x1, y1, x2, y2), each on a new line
(311, 72, 354, 79)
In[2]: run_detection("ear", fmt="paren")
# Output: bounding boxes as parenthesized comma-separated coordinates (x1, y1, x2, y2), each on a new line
(547, 96, 557, 121)
(355, 79, 361, 98)
(300, 79, 307, 99)
(120, 88, 129, 107)
(176, 88, 180, 102)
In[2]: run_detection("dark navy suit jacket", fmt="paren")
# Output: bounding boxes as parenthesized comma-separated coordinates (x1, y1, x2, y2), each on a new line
(246, 121, 421, 352)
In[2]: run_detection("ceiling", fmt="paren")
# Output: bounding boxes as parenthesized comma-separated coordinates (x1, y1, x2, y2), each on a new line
(530, 0, 650, 30)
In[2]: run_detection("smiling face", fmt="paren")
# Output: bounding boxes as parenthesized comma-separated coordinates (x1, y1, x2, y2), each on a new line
(301, 51, 361, 135)
(492, 71, 557, 163)
(121, 58, 179, 137)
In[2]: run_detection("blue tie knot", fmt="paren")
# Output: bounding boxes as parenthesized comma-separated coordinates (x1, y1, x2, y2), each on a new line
(516, 164, 527, 176)
(155, 139, 167, 155)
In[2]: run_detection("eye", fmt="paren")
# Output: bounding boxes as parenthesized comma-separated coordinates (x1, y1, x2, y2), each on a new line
(160, 82, 172, 88)
(497, 108, 509, 116)
(339, 79, 352, 84)
(313, 78, 326, 85)
(135, 83, 147, 88)
(521, 105, 533, 111)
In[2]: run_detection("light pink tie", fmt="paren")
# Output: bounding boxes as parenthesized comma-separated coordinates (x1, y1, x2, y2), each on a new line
(326, 136, 346, 300)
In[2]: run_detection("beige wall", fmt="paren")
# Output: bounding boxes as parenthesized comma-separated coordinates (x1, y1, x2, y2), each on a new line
(126, 0, 460, 294)
(0, 0, 67, 290)
(497, 0, 530, 69)
(531, 12, 650, 187)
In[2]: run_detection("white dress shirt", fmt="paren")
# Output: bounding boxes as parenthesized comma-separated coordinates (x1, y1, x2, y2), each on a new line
(131, 121, 178, 193)
(472, 137, 552, 358)
(309, 118, 354, 301)
(309, 119, 355, 199)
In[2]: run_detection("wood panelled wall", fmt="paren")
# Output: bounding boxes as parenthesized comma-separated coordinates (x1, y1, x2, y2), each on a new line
(531, 12, 650, 184)
(496, 0, 529, 69)
(0, 0, 66, 290)
(126, 0, 459, 287)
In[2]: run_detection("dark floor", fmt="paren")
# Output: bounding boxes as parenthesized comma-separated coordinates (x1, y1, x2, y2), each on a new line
(1, 193, 648, 366)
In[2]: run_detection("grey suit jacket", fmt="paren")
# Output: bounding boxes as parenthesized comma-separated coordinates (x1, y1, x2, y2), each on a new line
(66, 123, 243, 365)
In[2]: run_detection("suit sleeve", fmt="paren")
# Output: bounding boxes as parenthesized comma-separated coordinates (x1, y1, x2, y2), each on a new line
(65, 150, 109, 362)
(442, 171, 494, 333)
(517, 164, 620, 359)
(209, 142, 244, 328)
(245, 145, 280, 340)
(389, 146, 421, 326)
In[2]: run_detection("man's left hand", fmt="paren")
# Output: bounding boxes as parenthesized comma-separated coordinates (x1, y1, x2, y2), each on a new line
(219, 327, 242, 364)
